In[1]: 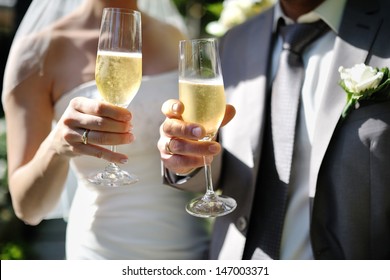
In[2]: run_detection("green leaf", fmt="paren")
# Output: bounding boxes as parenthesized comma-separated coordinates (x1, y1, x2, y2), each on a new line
(205, 3, 223, 17)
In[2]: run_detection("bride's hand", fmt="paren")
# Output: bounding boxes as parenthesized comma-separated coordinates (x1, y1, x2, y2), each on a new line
(53, 96, 134, 164)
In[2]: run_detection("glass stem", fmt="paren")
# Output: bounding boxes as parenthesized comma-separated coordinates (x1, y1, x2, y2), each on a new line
(203, 156, 216, 197)
(107, 145, 119, 170)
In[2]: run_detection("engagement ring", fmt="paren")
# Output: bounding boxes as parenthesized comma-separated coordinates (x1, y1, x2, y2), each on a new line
(82, 129, 90, 145)
(165, 138, 174, 155)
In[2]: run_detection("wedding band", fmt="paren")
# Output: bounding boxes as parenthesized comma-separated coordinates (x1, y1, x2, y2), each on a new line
(81, 129, 90, 145)
(165, 138, 174, 155)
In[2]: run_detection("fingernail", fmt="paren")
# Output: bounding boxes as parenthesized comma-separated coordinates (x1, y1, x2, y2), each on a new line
(209, 143, 220, 153)
(123, 112, 132, 121)
(172, 103, 179, 113)
(204, 156, 213, 164)
(192, 127, 202, 138)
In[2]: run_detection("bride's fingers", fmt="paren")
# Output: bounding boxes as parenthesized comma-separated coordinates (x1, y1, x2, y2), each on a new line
(70, 97, 132, 122)
(66, 112, 133, 134)
(75, 129, 135, 146)
(61, 102, 133, 133)
(74, 142, 129, 164)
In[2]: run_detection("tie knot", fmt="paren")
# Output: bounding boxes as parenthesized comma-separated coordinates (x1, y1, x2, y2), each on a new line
(279, 20, 329, 55)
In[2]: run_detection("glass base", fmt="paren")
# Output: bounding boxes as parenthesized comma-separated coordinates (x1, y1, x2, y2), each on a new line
(88, 163, 138, 187)
(186, 193, 237, 218)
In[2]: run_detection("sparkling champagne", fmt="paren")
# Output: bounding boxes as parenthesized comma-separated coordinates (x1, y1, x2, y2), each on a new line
(179, 79, 226, 139)
(95, 50, 142, 107)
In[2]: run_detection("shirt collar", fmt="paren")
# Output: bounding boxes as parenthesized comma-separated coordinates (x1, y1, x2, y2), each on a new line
(273, 0, 347, 33)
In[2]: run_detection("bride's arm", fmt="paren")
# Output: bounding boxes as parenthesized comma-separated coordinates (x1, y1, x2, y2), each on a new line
(3, 70, 134, 226)
(3, 70, 71, 226)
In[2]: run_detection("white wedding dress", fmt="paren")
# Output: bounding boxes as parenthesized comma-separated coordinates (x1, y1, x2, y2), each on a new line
(53, 71, 210, 259)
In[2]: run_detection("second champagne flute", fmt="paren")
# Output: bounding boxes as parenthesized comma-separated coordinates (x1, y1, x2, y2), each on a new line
(179, 38, 237, 217)
(89, 8, 142, 187)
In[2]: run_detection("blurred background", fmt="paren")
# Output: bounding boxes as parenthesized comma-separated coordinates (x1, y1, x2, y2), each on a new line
(0, 0, 274, 259)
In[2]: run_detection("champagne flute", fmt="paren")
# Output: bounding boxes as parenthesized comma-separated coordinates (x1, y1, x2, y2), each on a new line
(179, 38, 237, 217)
(89, 8, 142, 187)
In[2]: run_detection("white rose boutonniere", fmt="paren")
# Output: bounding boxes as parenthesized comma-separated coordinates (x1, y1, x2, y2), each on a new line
(339, 63, 390, 118)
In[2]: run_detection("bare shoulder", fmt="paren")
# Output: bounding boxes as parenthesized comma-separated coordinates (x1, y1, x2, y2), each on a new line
(2, 26, 55, 101)
(3, 10, 97, 105)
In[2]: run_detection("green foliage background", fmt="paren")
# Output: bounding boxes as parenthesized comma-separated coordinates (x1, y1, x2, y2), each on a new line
(172, 0, 224, 36)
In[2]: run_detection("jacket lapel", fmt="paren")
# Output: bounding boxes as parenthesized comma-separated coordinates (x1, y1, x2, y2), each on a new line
(309, 0, 382, 197)
(221, 8, 274, 170)
(248, 10, 274, 167)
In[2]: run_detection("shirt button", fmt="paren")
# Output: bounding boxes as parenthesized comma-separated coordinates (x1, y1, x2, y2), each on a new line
(236, 217, 248, 232)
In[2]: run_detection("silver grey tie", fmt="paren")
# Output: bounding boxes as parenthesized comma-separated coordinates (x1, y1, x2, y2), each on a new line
(271, 20, 329, 184)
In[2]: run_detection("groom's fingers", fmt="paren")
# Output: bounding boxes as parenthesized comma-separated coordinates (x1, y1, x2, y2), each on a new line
(161, 99, 184, 119)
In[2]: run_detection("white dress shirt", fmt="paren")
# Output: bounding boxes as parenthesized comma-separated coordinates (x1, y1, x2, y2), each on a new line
(271, 0, 347, 259)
